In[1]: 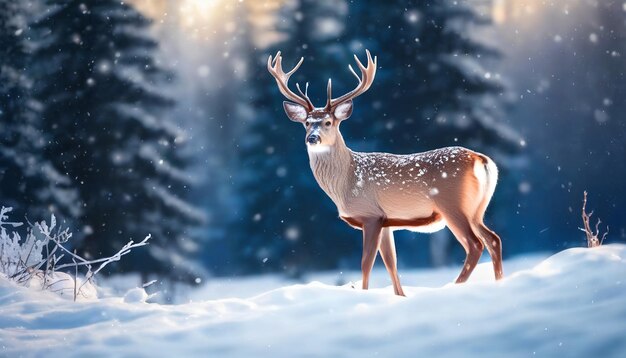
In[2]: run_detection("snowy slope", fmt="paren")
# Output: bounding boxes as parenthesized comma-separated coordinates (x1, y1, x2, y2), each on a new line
(1, 245, 625, 357)
(186, 252, 548, 301)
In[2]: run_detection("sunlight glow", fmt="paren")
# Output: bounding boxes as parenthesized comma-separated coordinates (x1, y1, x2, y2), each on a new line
(179, 0, 219, 29)
(492, 0, 547, 25)
(128, 0, 287, 46)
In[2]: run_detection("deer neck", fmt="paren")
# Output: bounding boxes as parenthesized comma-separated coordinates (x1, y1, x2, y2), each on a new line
(307, 133, 353, 203)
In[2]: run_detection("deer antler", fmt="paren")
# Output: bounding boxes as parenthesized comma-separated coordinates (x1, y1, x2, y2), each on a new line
(326, 50, 377, 111)
(268, 51, 314, 111)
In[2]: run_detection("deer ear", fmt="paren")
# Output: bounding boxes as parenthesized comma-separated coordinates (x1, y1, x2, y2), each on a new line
(283, 101, 308, 122)
(333, 100, 353, 121)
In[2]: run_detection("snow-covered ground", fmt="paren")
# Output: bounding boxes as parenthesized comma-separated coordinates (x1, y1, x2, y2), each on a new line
(1, 245, 625, 357)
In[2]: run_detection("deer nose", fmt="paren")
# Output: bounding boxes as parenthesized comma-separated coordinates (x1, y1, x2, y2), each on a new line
(307, 134, 321, 145)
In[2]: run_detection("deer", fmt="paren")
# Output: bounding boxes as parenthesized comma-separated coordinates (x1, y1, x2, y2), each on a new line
(268, 50, 503, 296)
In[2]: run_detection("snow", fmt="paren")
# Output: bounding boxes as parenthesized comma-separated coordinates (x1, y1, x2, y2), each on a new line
(25, 271, 98, 301)
(122, 287, 150, 303)
(351, 147, 467, 193)
(1, 245, 626, 357)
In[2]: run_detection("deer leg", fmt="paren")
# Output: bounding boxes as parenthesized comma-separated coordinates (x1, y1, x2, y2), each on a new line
(378, 228, 405, 296)
(361, 219, 383, 290)
(440, 210, 484, 284)
(472, 222, 503, 280)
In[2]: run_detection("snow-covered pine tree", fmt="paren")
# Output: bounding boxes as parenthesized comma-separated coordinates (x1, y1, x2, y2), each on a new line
(0, 1, 80, 220)
(31, 0, 205, 282)
(232, 0, 361, 276)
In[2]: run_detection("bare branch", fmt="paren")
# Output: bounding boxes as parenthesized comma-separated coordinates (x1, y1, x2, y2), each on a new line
(581, 191, 608, 248)
(55, 234, 150, 271)
(601, 227, 609, 245)
(2, 207, 151, 301)
(73, 256, 78, 302)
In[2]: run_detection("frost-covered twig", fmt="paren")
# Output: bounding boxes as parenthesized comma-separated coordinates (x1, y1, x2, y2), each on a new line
(1, 205, 151, 300)
(580, 191, 608, 248)
(73, 256, 78, 301)
(54, 235, 150, 272)
(75, 234, 151, 296)
(0, 207, 22, 228)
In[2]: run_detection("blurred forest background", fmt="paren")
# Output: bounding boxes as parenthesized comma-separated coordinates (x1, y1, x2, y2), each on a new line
(1, 0, 624, 285)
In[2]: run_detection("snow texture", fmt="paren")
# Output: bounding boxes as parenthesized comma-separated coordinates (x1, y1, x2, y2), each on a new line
(351, 146, 466, 195)
(122, 287, 150, 304)
(25, 271, 98, 301)
(1, 245, 625, 356)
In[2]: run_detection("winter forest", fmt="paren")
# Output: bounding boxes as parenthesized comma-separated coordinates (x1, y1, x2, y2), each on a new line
(1, 0, 625, 356)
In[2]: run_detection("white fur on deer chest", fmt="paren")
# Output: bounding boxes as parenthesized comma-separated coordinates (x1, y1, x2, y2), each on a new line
(308, 149, 380, 218)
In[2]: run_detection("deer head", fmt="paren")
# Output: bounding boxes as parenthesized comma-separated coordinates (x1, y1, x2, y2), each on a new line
(268, 50, 377, 149)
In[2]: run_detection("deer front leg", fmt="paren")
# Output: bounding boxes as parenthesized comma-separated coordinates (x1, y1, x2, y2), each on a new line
(379, 228, 405, 296)
(361, 218, 383, 290)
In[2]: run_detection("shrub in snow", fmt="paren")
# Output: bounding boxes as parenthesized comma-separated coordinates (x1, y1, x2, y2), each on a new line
(580, 191, 608, 248)
(0, 206, 149, 301)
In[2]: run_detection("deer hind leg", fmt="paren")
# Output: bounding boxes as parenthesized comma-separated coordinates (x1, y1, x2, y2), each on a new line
(378, 228, 405, 296)
(470, 154, 503, 280)
(361, 219, 383, 290)
(439, 209, 484, 284)
(472, 222, 503, 280)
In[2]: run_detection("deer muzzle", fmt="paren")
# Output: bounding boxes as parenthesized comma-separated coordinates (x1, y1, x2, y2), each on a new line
(307, 134, 321, 145)
(307, 132, 321, 145)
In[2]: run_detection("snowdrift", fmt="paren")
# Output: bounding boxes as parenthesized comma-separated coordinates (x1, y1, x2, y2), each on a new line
(1, 245, 625, 357)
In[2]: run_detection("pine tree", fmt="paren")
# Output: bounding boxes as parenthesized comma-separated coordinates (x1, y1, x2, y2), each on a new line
(31, 0, 204, 282)
(342, 0, 520, 156)
(232, 0, 361, 276)
(0, 1, 79, 219)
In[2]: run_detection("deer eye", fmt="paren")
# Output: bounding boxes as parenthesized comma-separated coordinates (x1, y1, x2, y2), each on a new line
(325, 121, 332, 127)
(305, 122, 310, 127)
